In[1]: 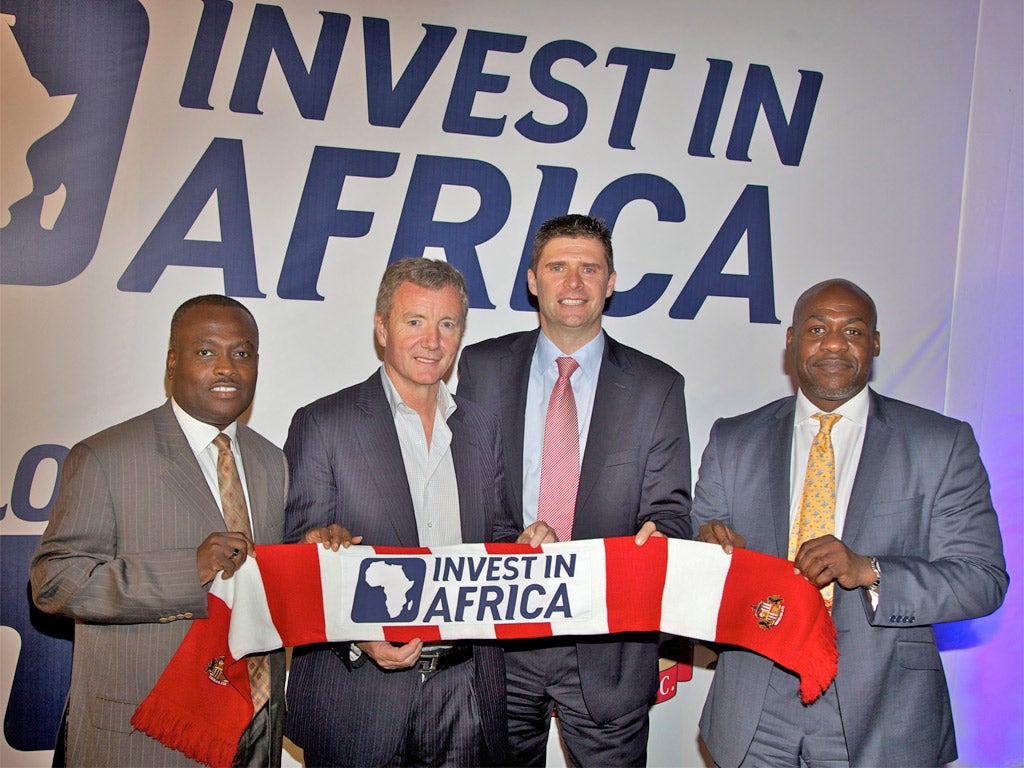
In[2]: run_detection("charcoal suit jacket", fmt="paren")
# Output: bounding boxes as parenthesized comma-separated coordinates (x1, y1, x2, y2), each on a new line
(456, 329, 692, 723)
(282, 371, 518, 765)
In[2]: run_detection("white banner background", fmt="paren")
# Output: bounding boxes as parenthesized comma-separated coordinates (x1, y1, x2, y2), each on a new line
(2, 1, 1020, 766)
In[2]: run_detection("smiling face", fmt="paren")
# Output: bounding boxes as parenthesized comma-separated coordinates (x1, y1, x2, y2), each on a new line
(166, 304, 259, 429)
(527, 236, 616, 354)
(786, 281, 880, 412)
(375, 280, 464, 403)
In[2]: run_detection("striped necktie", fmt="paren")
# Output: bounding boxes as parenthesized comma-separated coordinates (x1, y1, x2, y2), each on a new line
(537, 357, 580, 542)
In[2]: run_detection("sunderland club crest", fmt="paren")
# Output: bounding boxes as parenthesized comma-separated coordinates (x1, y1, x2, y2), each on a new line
(753, 595, 785, 629)
(206, 656, 229, 685)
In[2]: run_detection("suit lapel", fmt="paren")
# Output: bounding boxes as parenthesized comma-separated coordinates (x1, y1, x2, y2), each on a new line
(450, 408, 485, 543)
(576, 335, 631, 511)
(153, 401, 225, 532)
(236, 424, 270, 544)
(501, 331, 536, 521)
(767, 399, 795, 558)
(842, 389, 892, 548)
(355, 374, 419, 546)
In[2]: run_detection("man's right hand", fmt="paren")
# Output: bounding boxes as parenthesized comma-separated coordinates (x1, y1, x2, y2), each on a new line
(697, 519, 746, 554)
(197, 531, 254, 585)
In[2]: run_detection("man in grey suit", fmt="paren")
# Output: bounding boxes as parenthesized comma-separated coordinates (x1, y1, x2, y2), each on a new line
(31, 295, 288, 766)
(694, 278, 1008, 767)
(282, 258, 518, 767)
(456, 214, 692, 766)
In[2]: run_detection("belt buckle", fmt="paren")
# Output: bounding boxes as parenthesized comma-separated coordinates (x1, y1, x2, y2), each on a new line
(418, 652, 440, 682)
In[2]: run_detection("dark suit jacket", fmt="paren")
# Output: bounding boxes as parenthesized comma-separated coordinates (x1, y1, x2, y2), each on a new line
(282, 371, 517, 765)
(31, 401, 287, 767)
(690, 390, 1008, 768)
(456, 329, 692, 723)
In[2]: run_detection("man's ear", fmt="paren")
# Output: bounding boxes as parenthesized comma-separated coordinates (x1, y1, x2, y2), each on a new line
(526, 269, 538, 297)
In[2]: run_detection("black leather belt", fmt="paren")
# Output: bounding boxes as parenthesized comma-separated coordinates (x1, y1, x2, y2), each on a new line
(417, 644, 472, 674)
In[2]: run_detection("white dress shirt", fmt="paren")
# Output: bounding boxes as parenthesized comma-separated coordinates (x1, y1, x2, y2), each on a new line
(380, 368, 463, 547)
(171, 398, 255, 532)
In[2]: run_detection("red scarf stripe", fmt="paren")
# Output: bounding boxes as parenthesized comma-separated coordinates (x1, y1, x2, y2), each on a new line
(495, 621, 553, 639)
(605, 536, 667, 633)
(250, 543, 326, 650)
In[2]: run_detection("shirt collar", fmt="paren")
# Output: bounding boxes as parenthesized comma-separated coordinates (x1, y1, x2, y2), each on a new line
(536, 330, 605, 380)
(170, 398, 239, 455)
(379, 367, 457, 420)
(795, 386, 870, 427)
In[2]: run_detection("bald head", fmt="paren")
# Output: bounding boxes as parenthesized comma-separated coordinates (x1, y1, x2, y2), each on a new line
(786, 279, 880, 412)
(792, 279, 877, 331)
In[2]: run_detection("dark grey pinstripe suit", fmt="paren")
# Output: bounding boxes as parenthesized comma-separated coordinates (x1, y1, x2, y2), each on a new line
(31, 401, 287, 767)
(282, 371, 518, 766)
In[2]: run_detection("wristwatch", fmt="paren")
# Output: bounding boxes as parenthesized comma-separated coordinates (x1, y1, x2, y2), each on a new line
(867, 556, 881, 592)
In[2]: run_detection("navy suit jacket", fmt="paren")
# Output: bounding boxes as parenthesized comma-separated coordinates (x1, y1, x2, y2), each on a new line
(283, 372, 517, 765)
(691, 389, 1007, 767)
(457, 329, 692, 723)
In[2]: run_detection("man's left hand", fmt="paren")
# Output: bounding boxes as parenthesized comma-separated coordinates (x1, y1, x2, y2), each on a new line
(517, 521, 558, 547)
(634, 521, 664, 545)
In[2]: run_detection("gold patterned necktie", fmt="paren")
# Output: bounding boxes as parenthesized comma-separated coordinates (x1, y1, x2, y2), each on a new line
(538, 357, 580, 542)
(788, 413, 842, 611)
(213, 433, 270, 712)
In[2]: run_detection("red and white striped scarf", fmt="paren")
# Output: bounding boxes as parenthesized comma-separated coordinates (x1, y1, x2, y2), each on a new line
(133, 537, 837, 767)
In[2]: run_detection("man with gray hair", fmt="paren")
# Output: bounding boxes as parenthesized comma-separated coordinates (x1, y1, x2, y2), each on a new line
(283, 258, 518, 767)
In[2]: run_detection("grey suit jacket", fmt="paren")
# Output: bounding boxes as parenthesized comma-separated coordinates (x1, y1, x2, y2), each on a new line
(456, 329, 692, 723)
(31, 401, 288, 767)
(691, 390, 1007, 768)
(282, 371, 518, 765)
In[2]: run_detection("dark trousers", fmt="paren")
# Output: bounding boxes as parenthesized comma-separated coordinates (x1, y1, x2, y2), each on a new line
(305, 658, 485, 768)
(505, 642, 649, 768)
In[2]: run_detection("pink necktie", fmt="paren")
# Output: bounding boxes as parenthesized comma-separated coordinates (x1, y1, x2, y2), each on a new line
(538, 357, 580, 542)
(213, 433, 270, 712)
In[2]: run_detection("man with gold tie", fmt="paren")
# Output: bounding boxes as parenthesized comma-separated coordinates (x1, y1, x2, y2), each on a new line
(694, 279, 1008, 767)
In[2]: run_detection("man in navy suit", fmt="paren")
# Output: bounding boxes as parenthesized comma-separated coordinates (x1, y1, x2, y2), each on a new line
(694, 278, 1008, 767)
(457, 215, 692, 766)
(282, 259, 518, 767)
